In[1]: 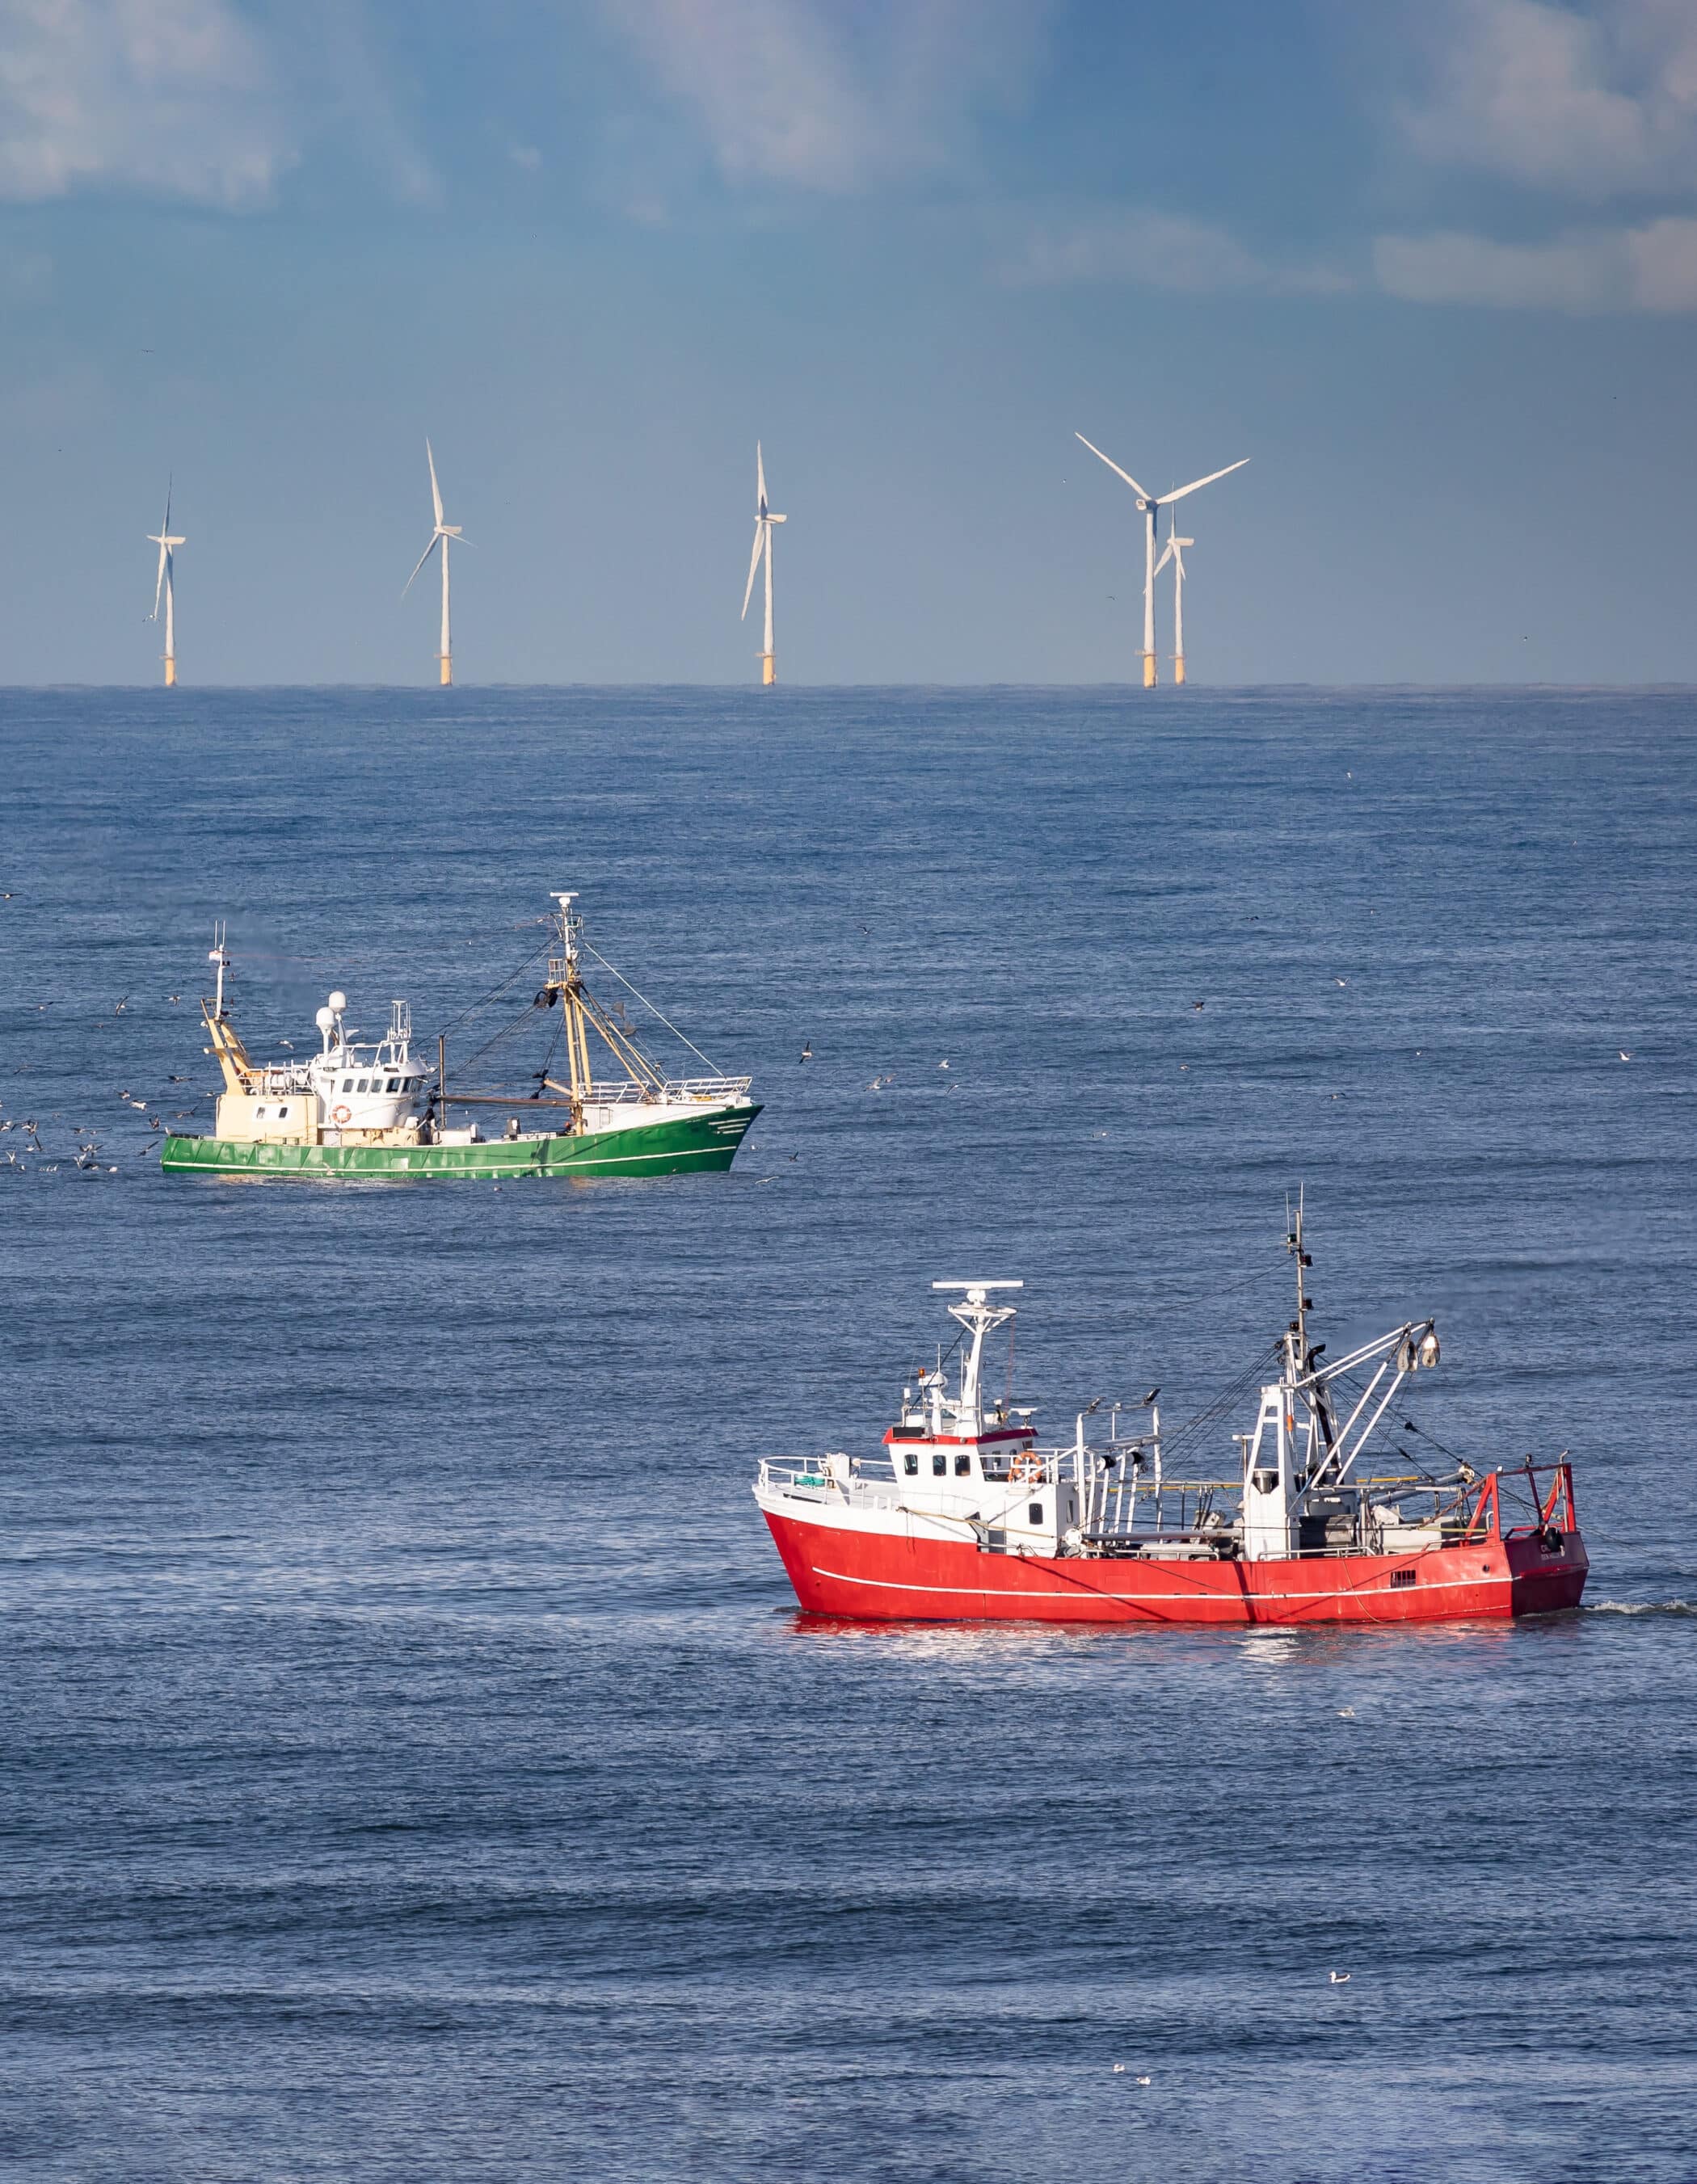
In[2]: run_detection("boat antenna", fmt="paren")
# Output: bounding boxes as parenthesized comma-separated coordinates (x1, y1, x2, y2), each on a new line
(552, 890, 579, 967)
(1286, 1185, 1312, 1369)
(208, 921, 229, 1020)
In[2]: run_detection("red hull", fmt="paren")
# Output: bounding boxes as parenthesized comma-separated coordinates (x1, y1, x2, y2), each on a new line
(763, 1509, 1588, 1626)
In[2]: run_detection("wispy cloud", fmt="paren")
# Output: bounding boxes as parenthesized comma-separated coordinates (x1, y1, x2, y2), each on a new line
(594, 0, 1050, 192)
(1396, 0, 1697, 198)
(1003, 208, 1350, 296)
(1375, 5, 1697, 312)
(1375, 214, 1697, 311)
(0, 0, 294, 206)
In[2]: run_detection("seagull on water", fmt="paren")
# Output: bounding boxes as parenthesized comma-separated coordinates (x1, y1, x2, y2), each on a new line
(1619, 1050, 1631, 1062)
(1329, 1971, 1351, 1984)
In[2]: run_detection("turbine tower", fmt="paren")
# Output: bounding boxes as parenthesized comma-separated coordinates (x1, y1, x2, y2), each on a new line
(740, 442, 785, 686)
(146, 481, 186, 687)
(404, 439, 464, 686)
(1075, 435, 1247, 686)
(1154, 532, 1194, 685)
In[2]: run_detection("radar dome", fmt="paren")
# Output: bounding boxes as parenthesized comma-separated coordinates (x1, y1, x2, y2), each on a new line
(314, 1006, 335, 1033)
(327, 991, 347, 1013)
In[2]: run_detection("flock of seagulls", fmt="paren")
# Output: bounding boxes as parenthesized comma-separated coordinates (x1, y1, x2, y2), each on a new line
(0, 1008, 211, 1173)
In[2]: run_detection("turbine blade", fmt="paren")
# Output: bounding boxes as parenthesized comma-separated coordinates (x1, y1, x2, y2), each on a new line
(1153, 542, 1174, 575)
(149, 535, 167, 620)
(162, 475, 173, 535)
(740, 523, 764, 619)
(403, 535, 440, 595)
(1075, 432, 1152, 501)
(426, 439, 444, 527)
(756, 440, 767, 517)
(1160, 458, 1249, 506)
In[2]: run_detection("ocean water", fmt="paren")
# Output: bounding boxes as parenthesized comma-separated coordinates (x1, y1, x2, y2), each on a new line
(2, 684, 1694, 2184)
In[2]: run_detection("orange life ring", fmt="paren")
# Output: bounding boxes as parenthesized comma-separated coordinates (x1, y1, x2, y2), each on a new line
(1010, 1450, 1043, 1484)
(332, 1104, 352, 1125)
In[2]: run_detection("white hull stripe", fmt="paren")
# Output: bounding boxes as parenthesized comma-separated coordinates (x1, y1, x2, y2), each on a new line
(809, 1563, 1511, 1605)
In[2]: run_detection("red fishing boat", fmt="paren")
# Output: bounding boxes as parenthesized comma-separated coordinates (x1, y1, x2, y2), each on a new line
(754, 1209, 1586, 1626)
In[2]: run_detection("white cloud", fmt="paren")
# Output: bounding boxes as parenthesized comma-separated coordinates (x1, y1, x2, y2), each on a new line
(595, 0, 1049, 192)
(0, 0, 294, 205)
(1397, 0, 1697, 197)
(1004, 208, 1350, 296)
(1375, 214, 1697, 310)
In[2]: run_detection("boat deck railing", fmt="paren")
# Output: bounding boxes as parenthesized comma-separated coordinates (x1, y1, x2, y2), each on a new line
(758, 1458, 900, 1512)
(586, 1075, 753, 1106)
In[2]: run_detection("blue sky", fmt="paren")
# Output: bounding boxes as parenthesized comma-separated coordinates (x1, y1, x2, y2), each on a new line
(1, 0, 1695, 684)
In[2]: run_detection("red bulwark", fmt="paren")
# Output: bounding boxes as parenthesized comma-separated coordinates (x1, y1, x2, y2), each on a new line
(762, 1505, 1587, 1626)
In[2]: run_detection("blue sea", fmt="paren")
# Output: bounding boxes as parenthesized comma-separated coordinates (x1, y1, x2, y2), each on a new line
(2, 686, 1694, 2184)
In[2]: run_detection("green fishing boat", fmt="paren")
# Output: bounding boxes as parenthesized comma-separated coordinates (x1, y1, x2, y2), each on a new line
(161, 892, 760, 1183)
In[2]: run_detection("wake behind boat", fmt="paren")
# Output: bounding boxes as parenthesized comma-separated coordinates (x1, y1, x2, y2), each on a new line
(755, 1206, 1586, 1625)
(161, 891, 760, 1181)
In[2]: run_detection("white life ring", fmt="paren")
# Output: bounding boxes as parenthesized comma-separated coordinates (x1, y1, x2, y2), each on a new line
(332, 1104, 352, 1125)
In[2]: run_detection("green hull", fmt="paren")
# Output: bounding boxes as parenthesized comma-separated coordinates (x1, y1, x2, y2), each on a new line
(160, 1104, 761, 1182)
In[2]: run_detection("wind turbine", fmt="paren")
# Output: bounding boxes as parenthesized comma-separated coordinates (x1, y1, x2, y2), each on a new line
(145, 481, 186, 687)
(1153, 532, 1194, 685)
(740, 442, 785, 686)
(403, 439, 464, 686)
(1075, 435, 1247, 686)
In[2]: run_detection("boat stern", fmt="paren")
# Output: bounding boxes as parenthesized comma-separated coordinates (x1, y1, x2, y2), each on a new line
(1505, 1525, 1589, 1614)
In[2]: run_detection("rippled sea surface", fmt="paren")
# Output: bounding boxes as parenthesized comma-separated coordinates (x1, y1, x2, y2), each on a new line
(2, 686, 1695, 2183)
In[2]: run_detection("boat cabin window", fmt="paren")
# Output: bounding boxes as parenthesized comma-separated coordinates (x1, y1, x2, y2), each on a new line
(1029, 1501, 1044, 1525)
(386, 1078, 400, 1093)
(954, 1454, 971, 1476)
(932, 1453, 947, 1476)
(357, 1079, 369, 1093)
(903, 1452, 919, 1475)
(276, 1104, 288, 1117)
(341, 1078, 353, 1092)
(255, 1106, 266, 1117)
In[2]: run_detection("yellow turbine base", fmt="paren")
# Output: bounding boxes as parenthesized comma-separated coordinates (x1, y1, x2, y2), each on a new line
(164, 658, 177, 688)
(1173, 655, 1186, 686)
(761, 654, 776, 686)
(439, 656, 453, 687)
(1143, 654, 1157, 688)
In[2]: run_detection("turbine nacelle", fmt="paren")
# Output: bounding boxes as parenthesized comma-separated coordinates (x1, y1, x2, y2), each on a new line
(407, 437, 461, 685)
(1076, 431, 1247, 686)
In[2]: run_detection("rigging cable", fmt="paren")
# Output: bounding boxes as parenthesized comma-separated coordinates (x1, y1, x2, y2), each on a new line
(582, 943, 724, 1075)
(432, 935, 556, 1042)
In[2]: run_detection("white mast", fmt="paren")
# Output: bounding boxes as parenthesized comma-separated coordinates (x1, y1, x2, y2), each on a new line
(208, 923, 229, 1017)
(1075, 435, 1247, 687)
(404, 438, 465, 687)
(146, 480, 187, 687)
(931, 1281, 1023, 1435)
(740, 442, 785, 686)
(1154, 532, 1194, 686)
